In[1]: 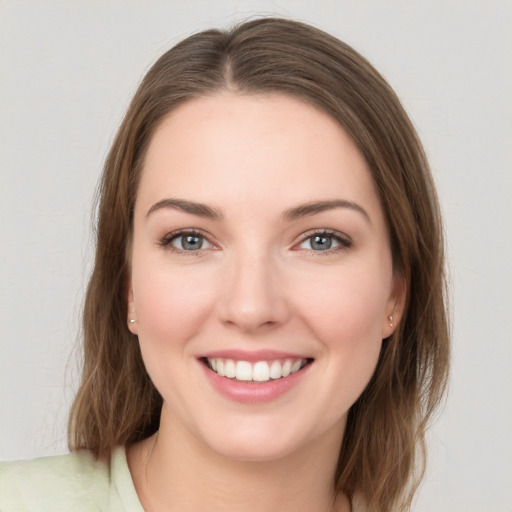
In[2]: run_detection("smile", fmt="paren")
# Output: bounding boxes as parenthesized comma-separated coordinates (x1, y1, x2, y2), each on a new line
(205, 357, 310, 382)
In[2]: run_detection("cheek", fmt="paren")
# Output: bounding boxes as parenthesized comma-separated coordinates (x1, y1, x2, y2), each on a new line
(299, 273, 387, 416)
(130, 263, 220, 403)
(131, 262, 218, 352)
(292, 260, 391, 385)
(295, 264, 390, 341)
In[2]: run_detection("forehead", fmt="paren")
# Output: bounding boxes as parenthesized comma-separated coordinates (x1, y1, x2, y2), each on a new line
(137, 92, 382, 221)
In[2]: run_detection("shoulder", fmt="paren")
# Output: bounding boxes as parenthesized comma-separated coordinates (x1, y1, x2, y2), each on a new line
(0, 448, 131, 511)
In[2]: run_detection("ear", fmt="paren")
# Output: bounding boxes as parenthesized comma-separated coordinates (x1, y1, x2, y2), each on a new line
(126, 280, 138, 335)
(381, 272, 407, 339)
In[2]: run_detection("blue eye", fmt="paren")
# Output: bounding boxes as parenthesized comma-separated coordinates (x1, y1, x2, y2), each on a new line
(298, 232, 350, 252)
(163, 231, 213, 252)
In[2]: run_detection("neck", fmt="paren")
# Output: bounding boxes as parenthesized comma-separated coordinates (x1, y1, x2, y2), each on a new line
(128, 408, 349, 512)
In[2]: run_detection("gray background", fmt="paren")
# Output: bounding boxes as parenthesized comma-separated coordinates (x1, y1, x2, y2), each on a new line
(1, 1, 511, 510)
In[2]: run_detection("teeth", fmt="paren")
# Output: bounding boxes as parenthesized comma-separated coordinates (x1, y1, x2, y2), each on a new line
(291, 360, 302, 373)
(206, 357, 307, 382)
(253, 361, 270, 382)
(225, 359, 236, 378)
(281, 360, 292, 377)
(269, 360, 282, 379)
(236, 361, 252, 381)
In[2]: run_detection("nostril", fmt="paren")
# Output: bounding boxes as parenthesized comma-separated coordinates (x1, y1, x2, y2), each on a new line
(216, 267, 291, 330)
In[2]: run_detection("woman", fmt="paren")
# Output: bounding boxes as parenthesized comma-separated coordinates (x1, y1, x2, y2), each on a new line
(0, 17, 449, 512)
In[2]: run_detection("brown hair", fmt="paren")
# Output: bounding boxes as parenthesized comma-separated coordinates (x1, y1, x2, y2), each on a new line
(69, 17, 449, 512)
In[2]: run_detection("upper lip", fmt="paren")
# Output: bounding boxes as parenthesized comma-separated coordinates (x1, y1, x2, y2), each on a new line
(198, 349, 312, 362)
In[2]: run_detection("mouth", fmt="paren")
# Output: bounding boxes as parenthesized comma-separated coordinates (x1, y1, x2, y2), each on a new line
(201, 357, 313, 383)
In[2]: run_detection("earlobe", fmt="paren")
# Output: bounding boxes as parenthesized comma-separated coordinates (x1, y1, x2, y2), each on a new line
(127, 283, 138, 335)
(382, 273, 407, 339)
(382, 309, 399, 339)
(382, 312, 396, 339)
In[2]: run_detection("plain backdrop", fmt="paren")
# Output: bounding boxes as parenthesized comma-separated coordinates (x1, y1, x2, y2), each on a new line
(1, 1, 511, 510)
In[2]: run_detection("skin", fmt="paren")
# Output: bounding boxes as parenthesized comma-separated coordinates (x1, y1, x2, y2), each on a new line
(126, 92, 404, 512)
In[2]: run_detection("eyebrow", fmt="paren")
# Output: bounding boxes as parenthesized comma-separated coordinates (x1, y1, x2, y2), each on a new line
(146, 198, 371, 224)
(282, 200, 371, 224)
(146, 198, 223, 220)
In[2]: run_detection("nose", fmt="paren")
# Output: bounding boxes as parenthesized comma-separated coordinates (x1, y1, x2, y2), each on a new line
(217, 251, 290, 332)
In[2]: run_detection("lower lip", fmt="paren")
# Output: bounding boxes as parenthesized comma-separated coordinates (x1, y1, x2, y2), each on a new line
(200, 361, 311, 404)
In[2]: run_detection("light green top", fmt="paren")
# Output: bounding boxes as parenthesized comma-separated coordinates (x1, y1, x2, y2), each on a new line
(1, 447, 366, 511)
(0, 446, 144, 511)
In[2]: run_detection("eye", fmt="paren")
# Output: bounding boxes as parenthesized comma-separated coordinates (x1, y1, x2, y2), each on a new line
(297, 231, 351, 252)
(161, 230, 214, 252)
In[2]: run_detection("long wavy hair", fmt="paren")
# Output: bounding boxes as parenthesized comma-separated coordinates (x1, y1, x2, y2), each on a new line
(69, 17, 449, 512)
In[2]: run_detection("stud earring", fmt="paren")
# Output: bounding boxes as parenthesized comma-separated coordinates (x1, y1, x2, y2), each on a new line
(388, 315, 394, 328)
(129, 319, 136, 324)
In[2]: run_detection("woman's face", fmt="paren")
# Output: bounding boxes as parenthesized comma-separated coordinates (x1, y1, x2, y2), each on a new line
(128, 93, 403, 461)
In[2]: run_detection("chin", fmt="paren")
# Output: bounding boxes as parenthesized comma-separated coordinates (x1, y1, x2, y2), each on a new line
(208, 434, 301, 463)
(195, 412, 344, 464)
(188, 413, 302, 462)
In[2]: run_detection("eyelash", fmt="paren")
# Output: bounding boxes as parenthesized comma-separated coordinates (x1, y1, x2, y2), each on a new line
(295, 229, 352, 254)
(157, 229, 352, 255)
(158, 229, 215, 254)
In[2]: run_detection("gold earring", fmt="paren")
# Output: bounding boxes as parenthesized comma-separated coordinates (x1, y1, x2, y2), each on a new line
(388, 315, 394, 328)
